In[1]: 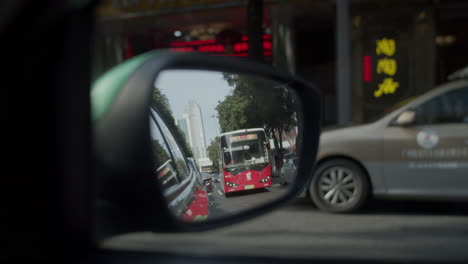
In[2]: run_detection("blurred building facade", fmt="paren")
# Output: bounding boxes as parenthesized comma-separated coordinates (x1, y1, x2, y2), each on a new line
(94, 0, 468, 126)
(184, 101, 208, 161)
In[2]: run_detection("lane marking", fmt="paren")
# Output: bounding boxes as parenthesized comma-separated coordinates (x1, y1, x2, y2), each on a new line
(218, 190, 223, 196)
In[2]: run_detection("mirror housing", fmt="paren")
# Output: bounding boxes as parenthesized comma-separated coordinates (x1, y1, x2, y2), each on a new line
(394, 110, 416, 126)
(92, 51, 321, 234)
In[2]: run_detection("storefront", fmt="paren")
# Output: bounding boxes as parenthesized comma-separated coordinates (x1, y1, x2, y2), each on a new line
(94, 0, 468, 126)
(349, 0, 468, 122)
(93, 0, 285, 79)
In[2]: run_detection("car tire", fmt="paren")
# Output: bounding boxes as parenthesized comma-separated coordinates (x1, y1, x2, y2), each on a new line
(309, 159, 369, 213)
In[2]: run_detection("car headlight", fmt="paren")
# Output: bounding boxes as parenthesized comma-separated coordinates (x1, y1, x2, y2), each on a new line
(259, 176, 271, 183)
(225, 182, 240, 187)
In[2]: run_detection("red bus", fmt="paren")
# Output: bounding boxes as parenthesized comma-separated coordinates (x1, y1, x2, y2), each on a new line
(219, 128, 272, 195)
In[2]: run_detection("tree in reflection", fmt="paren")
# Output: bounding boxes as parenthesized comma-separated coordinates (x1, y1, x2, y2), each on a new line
(216, 74, 297, 158)
(207, 136, 220, 173)
(152, 87, 193, 157)
(152, 139, 170, 169)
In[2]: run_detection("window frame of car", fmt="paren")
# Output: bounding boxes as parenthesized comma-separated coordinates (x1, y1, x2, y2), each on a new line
(411, 86, 468, 125)
(387, 81, 468, 127)
(150, 107, 193, 196)
(150, 115, 180, 192)
(188, 157, 205, 187)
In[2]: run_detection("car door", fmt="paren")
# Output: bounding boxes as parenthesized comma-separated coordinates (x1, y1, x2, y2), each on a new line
(383, 86, 468, 197)
(150, 108, 209, 220)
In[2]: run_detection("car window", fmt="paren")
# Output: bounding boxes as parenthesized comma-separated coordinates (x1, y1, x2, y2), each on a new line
(150, 116, 181, 192)
(201, 172, 211, 180)
(414, 87, 468, 125)
(188, 158, 204, 185)
(152, 109, 190, 181)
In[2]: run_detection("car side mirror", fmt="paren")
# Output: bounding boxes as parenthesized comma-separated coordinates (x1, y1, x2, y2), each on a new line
(92, 51, 321, 234)
(394, 110, 416, 126)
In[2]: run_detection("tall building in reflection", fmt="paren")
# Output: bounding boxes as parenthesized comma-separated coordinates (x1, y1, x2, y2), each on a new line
(177, 117, 191, 145)
(180, 101, 207, 161)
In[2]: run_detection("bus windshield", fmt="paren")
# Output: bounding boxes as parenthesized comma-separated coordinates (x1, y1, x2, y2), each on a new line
(221, 130, 269, 168)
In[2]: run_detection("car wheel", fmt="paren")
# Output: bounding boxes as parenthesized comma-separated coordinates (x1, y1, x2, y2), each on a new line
(309, 159, 369, 213)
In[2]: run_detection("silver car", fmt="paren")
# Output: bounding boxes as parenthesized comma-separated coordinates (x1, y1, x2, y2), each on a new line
(308, 77, 468, 213)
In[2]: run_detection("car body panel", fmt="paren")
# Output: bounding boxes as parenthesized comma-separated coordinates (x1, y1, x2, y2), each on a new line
(152, 110, 209, 221)
(317, 123, 386, 194)
(383, 122, 468, 197)
(183, 187, 209, 221)
(223, 165, 272, 193)
(315, 79, 468, 199)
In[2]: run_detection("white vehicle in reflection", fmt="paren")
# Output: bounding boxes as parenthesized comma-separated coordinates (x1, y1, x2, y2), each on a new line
(281, 156, 298, 185)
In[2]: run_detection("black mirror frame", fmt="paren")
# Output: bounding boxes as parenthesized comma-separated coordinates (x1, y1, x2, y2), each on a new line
(94, 51, 321, 238)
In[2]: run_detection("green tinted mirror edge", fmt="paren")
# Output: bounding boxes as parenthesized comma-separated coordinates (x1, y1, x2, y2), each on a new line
(91, 51, 156, 121)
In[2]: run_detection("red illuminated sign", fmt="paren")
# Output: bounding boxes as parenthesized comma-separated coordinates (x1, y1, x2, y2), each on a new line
(363, 56, 372, 82)
(169, 34, 273, 56)
(170, 47, 194, 52)
(171, 39, 216, 47)
(197, 44, 225, 52)
(234, 42, 248, 52)
(241, 34, 272, 41)
(213, 51, 272, 57)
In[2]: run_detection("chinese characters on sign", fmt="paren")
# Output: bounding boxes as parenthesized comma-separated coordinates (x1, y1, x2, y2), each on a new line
(377, 58, 397, 75)
(374, 38, 399, 98)
(375, 78, 399, 98)
(376, 38, 396, 56)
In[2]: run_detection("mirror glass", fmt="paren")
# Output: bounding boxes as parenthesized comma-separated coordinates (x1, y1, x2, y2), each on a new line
(150, 69, 301, 222)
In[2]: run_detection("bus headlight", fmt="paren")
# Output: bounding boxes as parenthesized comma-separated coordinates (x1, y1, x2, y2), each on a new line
(259, 176, 271, 183)
(225, 182, 240, 187)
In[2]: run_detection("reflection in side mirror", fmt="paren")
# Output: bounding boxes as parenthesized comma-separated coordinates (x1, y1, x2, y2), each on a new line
(395, 110, 416, 126)
(150, 69, 302, 223)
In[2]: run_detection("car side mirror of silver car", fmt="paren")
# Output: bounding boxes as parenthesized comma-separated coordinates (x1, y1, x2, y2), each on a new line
(394, 110, 416, 126)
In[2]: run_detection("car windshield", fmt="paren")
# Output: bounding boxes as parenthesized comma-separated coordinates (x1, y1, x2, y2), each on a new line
(221, 131, 268, 168)
(366, 95, 418, 123)
(94, 0, 468, 262)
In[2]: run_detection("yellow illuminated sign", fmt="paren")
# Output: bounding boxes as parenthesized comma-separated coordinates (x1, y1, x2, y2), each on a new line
(374, 78, 399, 98)
(374, 37, 398, 98)
(376, 58, 397, 76)
(376, 38, 396, 56)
